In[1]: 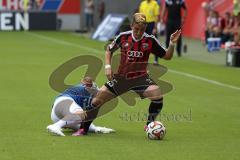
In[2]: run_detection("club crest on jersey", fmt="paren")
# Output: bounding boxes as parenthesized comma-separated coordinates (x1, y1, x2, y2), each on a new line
(121, 41, 132, 50)
(142, 43, 149, 50)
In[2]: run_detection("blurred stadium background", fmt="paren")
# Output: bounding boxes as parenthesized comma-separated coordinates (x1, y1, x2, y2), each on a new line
(0, 0, 240, 160)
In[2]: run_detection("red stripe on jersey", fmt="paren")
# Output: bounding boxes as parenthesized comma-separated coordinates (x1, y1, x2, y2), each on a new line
(140, 37, 147, 53)
(119, 34, 130, 75)
(127, 34, 133, 42)
(127, 34, 133, 52)
(133, 40, 139, 51)
(115, 32, 165, 79)
(120, 34, 127, 45)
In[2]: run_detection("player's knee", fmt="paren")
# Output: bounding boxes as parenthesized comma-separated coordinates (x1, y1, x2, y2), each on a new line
(144, 85, 162, 100)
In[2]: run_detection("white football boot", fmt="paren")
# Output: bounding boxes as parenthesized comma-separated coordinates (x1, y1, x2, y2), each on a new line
(95, 127, 116, 134)
(47, 124, 65, 136)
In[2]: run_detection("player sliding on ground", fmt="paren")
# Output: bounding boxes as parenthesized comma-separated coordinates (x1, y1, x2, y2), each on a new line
(72, 13, 181, 136)
(46, 77, 115, 136)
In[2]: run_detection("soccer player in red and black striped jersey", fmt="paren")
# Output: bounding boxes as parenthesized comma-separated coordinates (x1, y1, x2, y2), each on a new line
(72, 13, 181, 136)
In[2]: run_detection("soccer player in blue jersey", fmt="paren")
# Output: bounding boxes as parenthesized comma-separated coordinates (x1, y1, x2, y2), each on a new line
(46, 77, 115, 136)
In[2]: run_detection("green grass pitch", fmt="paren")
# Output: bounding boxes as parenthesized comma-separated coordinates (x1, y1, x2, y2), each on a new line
(0, 31, 240, 160)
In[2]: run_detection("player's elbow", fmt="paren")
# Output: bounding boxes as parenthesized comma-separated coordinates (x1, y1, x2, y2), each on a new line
(163, 54, 173, 60)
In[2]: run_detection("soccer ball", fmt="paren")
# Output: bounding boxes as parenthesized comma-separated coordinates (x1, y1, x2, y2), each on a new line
(146, 121, 166, 140)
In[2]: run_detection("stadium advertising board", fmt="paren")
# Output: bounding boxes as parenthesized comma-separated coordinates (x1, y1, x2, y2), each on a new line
(0, 0, 80, 31)
(0, 0, 80, 14)
(0, 12, 28, 30)
(0, 0, 32, 10)
(92, 14, 128, 41)
(0, 11, 56, 31)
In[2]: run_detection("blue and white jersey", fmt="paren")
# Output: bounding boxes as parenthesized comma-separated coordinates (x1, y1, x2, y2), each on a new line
(58, 83, 98, 110)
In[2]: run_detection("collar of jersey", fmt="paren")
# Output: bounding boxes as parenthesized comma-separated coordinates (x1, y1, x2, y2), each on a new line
(131, 31, 145, 42)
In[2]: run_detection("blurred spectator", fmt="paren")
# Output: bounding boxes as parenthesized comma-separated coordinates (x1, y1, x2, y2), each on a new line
(223, 12, 234, 30)
(98, 1, 105, 22)
(139, 0, 160, 64)
(222, 12, 235, 43)
(156, 0, 165, 35)
(233, 0, 240, 16)
(212, 11, 222, 37)
(233, 32, 240, 46)
(29, 0, 40, 11)
(23, 0, 30, 11)
(220, 13, 240, 48)
(84, 0, 95, 31)
(157, 0, 161, 6)
(231, 13, 240, 45)
(201, 0, 214, 13)
(205, 10, 222, 43)
(161, 0, 187, 57)
(139, 0, 159, 36)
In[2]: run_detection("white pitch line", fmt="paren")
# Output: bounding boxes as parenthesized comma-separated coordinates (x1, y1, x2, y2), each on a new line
(25, 32, 101, 54)
(26, 32, 240, 91)
(169, 69, 240, 91)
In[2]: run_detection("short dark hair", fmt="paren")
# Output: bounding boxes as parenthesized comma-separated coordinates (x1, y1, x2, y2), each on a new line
(81, 76, 93, 84)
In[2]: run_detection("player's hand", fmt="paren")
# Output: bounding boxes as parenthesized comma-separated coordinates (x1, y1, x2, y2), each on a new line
(170, 29, 181, 44)
(105, 68, 113, 80)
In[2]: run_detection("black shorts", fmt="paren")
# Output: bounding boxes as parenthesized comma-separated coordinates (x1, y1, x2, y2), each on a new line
(104, 74, 157, 98)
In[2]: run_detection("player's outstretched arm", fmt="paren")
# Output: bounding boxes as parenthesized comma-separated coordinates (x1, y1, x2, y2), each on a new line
(163, 29, 181, 60)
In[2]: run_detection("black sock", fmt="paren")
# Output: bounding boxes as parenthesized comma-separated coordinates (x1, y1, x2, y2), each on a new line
(146, 98, 163, 125)
(80, 121, 93, 133)
(82, 104, 100, 133)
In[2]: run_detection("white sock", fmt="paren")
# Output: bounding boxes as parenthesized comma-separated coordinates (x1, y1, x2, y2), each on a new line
(53, 120, 67, 128)
(54, 119, 82, 130)
(88, 123, 98, 132)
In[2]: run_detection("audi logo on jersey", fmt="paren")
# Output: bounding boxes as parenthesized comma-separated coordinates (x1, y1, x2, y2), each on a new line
(127, 51, 143, 58)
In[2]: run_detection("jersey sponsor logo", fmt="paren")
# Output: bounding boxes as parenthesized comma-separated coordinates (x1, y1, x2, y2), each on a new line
(127, 51, 144, 62)
(127, 51, 143, 58)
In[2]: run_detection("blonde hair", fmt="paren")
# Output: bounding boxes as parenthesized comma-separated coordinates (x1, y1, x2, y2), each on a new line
(132, 13, 146, 25)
